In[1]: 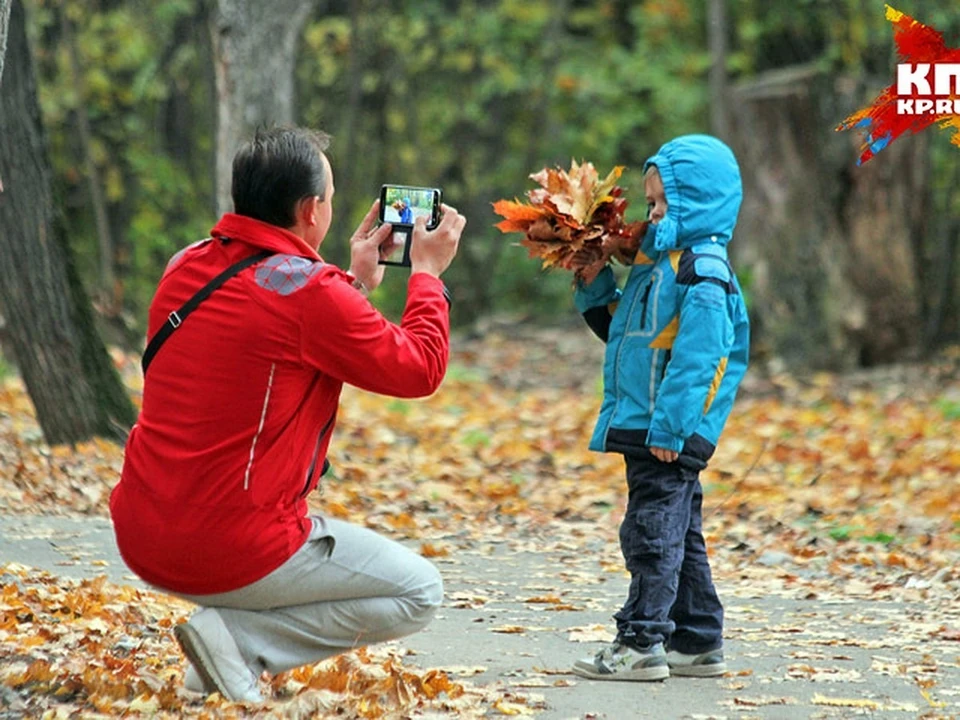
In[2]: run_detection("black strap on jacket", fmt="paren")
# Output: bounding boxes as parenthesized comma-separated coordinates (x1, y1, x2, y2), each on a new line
(141, 250, 274, 376)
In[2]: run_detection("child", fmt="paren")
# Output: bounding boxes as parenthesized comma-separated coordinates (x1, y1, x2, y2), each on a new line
(571, 135, 750, 681)
(400, 197, 414, 225)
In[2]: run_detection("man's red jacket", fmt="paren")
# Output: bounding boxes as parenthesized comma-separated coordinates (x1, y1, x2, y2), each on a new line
(110, 214, 449, 594)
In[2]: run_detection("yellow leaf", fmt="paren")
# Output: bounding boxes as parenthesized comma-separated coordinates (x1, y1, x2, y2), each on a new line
(523, 595, 562, 604)
(812, 694, 880, 709)
(490, 625, 527, 634)
(128, 695, 160, 714)
(567, 624, 616, 643)
(494, 699, 535, 716)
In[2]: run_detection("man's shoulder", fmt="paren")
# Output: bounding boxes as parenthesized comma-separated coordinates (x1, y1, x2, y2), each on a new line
(251, 254, 345, 298)
(162, 238, 214, 278)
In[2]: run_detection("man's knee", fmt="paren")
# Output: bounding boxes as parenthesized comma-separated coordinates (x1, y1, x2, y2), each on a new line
(420, 563, 445, 609)
(407, 561, 443, 623)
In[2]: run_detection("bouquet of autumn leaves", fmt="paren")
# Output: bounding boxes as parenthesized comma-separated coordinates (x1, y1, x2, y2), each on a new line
(492, 161, 648, 284)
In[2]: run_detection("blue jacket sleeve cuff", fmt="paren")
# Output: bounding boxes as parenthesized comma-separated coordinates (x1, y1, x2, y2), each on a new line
(573, 266, 618, 313)
(646, 428, 685, 454)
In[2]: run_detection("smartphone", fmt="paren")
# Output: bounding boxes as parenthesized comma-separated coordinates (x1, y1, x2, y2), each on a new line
(378, 185, 442, 229)
(378, 184, 443, 267)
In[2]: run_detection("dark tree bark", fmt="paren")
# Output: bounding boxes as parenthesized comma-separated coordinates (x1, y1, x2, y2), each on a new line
(325, 0, 365, 262)
(0, 0, 10, 87)
(922, 159, 960, 348)
(728, 66, 930, 369)
(0, 0, 136, 444)
(210, 0, 317, 215)
(1, 0, 10, 193)
(708, 0, 730, 141)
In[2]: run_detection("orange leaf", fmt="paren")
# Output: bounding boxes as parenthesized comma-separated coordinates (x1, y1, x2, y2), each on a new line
(492, 200, 546, 222)
(420, 543, 449, 558)
(495, 219, 535, 233)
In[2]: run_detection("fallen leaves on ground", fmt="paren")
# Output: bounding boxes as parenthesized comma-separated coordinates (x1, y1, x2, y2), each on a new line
(0, 563, 498, 719)
(2, 327, 960, 716)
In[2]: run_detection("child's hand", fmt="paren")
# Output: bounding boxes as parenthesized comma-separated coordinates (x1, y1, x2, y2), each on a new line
(650, 447, 678, 463)
(571, 233, 633, 285)
(607, 231, 641, 265)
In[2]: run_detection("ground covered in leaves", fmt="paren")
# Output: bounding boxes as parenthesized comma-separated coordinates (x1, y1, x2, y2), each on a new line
(1, 324, 959, 718)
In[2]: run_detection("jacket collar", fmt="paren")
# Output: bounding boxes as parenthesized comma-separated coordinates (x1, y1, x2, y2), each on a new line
(211, 213, 323, 261)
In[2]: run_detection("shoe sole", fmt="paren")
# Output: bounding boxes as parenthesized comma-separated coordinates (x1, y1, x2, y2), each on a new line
(174, 622, 237, 700)
(572, 663, 670, 682)
(669, 662, 727, 677)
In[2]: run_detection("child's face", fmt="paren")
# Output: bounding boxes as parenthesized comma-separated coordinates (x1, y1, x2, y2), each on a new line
(644, 169, 667, 225)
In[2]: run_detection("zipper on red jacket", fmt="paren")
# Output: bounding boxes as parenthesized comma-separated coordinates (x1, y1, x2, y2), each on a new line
(302, 411, 336, 498)
(244, 363, 276, 491)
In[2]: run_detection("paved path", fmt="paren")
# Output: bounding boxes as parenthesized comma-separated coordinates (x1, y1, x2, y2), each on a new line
(2, 513, 958, 719)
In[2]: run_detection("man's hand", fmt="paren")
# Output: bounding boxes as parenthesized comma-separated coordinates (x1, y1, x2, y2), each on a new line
(348, 200, 395, 292)
(409, 204, 466, 278)
(650, 446, 679, 463)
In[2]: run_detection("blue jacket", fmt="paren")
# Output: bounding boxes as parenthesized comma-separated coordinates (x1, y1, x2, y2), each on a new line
(574, 135, 750, 462)
(400, 199, 413, 225)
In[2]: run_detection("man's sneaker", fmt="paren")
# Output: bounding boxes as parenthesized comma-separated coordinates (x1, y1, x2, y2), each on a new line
(174, 609, 264, 702)
(572, 642, 670, 681)
(666, 648, 727, 677)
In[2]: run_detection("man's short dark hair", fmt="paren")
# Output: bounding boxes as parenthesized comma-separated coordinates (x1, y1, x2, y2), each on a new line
(231, 126, 331, 228)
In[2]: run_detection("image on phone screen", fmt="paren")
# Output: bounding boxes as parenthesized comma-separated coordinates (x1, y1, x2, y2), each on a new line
(378, 185, 442, 229)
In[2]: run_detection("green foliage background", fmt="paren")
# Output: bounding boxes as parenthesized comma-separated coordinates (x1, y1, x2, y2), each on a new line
(23, 0, 960, 338)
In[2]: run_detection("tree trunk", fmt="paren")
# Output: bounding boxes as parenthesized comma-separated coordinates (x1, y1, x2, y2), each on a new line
(707, 0, 729, 141)
(1, 0, 11, 193)
(0, 0, 10, 87)
(326, 0, 364, 262)
(0, 0, 136, 444)
(728, 66, 929, 369)
(210, 0, 316, 216)
(922, 158, 960, 348)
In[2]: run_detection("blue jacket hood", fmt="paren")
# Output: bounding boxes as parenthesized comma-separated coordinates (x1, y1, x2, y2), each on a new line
(642, 134, 742, 252)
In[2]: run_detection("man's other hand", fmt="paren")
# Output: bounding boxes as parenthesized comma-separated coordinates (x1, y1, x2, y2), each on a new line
(409, 204, 465, 279)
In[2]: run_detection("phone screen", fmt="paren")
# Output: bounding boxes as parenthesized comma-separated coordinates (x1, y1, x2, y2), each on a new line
(378, 185, 442, 229)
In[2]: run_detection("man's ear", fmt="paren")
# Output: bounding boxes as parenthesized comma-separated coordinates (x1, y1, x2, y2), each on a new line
(295, 195, 321, 227)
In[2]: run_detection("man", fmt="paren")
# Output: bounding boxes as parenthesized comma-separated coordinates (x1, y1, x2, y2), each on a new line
(110, 126, 465, 702)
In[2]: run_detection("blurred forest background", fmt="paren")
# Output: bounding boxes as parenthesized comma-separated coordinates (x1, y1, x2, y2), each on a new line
(1, 0, 959, 443)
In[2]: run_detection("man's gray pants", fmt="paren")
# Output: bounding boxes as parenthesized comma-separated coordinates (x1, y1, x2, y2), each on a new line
(173, 515, 444, 676)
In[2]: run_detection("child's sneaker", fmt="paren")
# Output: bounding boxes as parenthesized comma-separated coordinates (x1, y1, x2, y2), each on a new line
(666, 648, 727, 677)
(572, 641, 669, 681)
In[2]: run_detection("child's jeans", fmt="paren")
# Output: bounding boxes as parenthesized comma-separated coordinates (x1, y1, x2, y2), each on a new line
(614, 451, 723, 653)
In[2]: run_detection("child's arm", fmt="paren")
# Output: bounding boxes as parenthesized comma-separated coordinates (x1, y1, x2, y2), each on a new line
(647, 265, 735, 454)
(573, 266, 620, 342)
